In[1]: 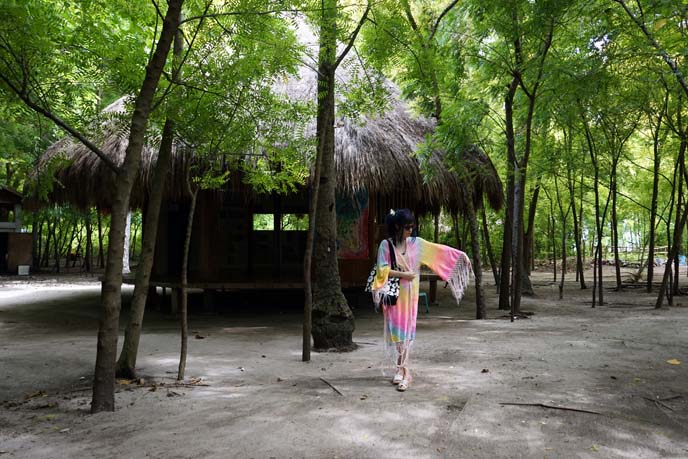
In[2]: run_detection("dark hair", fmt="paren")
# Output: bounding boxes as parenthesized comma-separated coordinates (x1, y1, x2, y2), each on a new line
(386, 208, 415, 244)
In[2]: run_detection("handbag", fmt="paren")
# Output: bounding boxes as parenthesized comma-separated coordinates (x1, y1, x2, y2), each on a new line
(365, 239, 400, 306)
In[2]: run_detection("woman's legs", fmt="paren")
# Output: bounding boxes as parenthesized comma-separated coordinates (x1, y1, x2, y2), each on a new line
(395, 341, 412, 390)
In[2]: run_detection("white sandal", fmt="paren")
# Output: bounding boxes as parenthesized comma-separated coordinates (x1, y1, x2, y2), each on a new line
(392, 373, 403, 385)
(397, 379, 409, 391)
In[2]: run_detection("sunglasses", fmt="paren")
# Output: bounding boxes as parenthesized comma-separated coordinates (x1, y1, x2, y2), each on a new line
(403, 224, 415, 230)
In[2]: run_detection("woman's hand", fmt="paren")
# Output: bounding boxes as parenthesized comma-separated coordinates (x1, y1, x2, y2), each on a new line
(401, 271, 416, 281)
(391, 270, 416, 281)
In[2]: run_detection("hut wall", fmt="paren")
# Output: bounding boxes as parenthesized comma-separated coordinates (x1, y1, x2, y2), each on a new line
(151, 188, 414, 288)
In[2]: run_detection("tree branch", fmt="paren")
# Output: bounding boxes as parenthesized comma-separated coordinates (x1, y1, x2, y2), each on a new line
(179, 9, 304, 26)
(0, 73, 119, 173)
(614, 0, 688, 99)
(428, 0, 460, 43)
(335, 2, 371, 69)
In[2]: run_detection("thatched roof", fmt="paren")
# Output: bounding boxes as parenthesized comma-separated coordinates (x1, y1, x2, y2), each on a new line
(36, 95, 502, 215)
(37, 97, 194, 209)
(35, 24, 503, 215)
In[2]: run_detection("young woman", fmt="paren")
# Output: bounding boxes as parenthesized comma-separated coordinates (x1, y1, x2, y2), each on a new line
(370, 208, 472, 391)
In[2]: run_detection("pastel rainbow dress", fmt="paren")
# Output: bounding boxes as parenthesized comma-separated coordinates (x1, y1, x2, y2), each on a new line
(371, 237, 472, 372)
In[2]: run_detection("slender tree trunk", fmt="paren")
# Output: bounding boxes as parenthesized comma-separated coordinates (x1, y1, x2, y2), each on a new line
(500, 77, 518, 312)
(519, 180, 539, 296)
(462, 182, 485, 319)
(73, 222, 83, 268)
(84, 210, 93, 273)
(523, 176, 541, 276)
(434, 213, 439, 242)
(303, 119, 325, 361)
(511, 162, 526, 314)
(452, 213, 461, 248)
(130, 220, 138, 263)
(91, 0, 183, 413)
(611, 158, 622, 290)
(97, 207, 105, 269)
(116, 118, 176, 378)
(582, 116, 604, 307)
(656, 142, 688, 308)
(550, 212, 556, 282)
(672, 173, 684, 296)
(555, 177, 570, 300)
(647, 117, 663, 292)
(178, 186, 198, 381)
(482, 208, 499, 287)
(116, 9, 185, 377)
(32, 217, 42, 270)
(122, 211, 132, 274)
(559, 222, 567, 300)
(568, 165, 586, 289)
(52, 219, 60, 273)
(66, 218, 78, 268)
(42, 218, 51, 268)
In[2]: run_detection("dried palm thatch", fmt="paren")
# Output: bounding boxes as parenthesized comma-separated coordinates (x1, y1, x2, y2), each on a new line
(36, 95, 502, 215)
(36, 97, 196, 209)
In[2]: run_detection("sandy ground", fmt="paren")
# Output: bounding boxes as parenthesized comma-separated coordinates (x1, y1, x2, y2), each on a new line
(0, 269, 687, 458)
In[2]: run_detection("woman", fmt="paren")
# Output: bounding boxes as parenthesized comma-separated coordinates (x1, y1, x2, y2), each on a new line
(371, 209, 472, 392)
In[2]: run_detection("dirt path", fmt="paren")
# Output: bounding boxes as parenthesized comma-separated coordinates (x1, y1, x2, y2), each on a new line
(1, 271, 687, 458)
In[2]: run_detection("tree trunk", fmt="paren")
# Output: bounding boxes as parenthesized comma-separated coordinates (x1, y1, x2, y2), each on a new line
(523, 176, 541, 276)
(122, 211, 132, 274)
(550, 212, 556, 282)
(555, 177, 570, 300)
(657, 178, 688, 308)
(568, 165, 586, 289)
(610, 158, 622, 290)
(311, 0, 355, 351)
(178, 187, 198, 381)
(91, 0, 183, 413)
(452, 213, 461, 249)
(66, 217, 78, 268)
(303, 105, 326, 362)
(672, 172, 684, 296)
(116, 9, 183, 378)
(41, 217, 51, 268)
(434, 213, 439, 242)
(647, 115, 662, 292)
(462, 182, 485, 319)
(32, 217, 42, 270)
(97, 207, 105, 269)
(482, 208, 499, 287)
(84, 209, 93, 273)
(499, 77, 518, 312)
(511, 162, 526, 314)
(52, 219, 60, 273)
(116, 118, 176, 378)
(582, 116, 604, 307)
(73, 221, 83, 268)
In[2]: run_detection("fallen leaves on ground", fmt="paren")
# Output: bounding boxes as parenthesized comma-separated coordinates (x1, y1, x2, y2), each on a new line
(666, 359, 681, 365)
(25, 391, 47, 400)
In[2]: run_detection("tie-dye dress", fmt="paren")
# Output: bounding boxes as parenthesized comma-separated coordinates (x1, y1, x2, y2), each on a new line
(371, 237, 472, 373)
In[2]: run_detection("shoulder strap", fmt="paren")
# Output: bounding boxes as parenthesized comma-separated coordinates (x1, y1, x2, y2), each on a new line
(386, 239, 397, 270)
